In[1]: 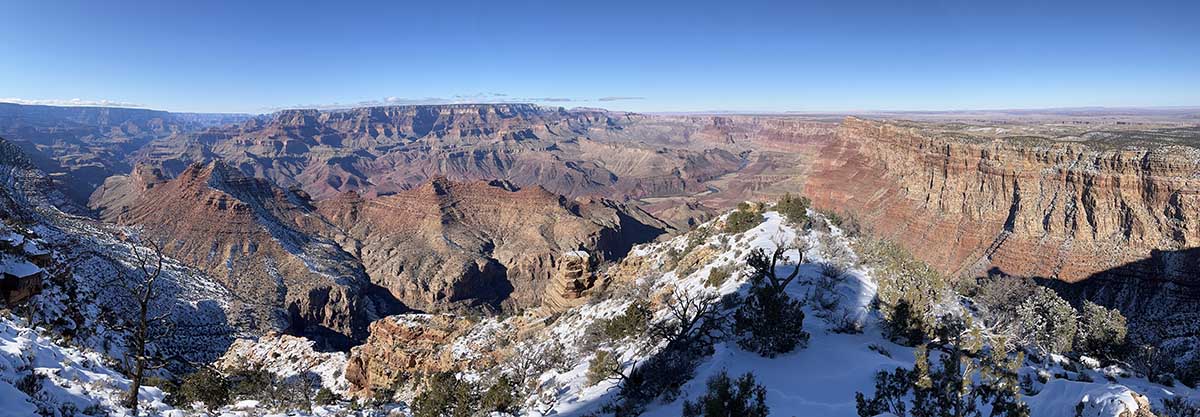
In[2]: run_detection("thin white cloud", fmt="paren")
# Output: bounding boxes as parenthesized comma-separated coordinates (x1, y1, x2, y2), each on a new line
(597, 96, 646, 102)
(0, 97, 145, 108)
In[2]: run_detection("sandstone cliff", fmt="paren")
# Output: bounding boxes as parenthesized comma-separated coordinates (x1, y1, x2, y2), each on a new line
(806, 117, 1200, 282)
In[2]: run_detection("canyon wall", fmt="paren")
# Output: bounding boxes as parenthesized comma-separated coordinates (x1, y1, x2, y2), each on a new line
(805, 117, 1200, 347)
(314, 178, 669, 312)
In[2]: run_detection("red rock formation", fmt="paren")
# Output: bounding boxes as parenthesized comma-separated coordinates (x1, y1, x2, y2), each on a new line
(343, 315, 478, 395)
(102, 161, 396, 347)
(806, 117, 1200, 284)
(313, 178, 669, 312)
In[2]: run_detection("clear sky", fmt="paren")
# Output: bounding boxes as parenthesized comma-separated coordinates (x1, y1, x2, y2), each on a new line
(1, 0, 1197, 114)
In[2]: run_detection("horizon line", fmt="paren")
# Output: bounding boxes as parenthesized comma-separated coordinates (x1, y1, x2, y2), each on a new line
(2, 100, 1199, 117)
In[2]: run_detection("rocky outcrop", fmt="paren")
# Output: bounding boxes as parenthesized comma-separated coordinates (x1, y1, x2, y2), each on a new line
(805, 116, 1200, 349)
(542, 251, 598, 310)
(89, 161, 670, 342)
(343, 315, 477, 395)
(216, 332, 350, 393)
(314, 178, 670, 312)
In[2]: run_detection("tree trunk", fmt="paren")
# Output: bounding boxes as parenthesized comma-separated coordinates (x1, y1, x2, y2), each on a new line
(125, 290, 151, 416)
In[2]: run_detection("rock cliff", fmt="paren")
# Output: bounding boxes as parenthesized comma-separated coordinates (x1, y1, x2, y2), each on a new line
(805, 117, 1200, 348)
(806, 117, 1200, 282)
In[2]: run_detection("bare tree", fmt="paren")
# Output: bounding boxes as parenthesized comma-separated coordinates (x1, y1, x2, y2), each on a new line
(654, 289, 723, 346)
(104, 235, 175, 416)
(747, 235, 807, 294)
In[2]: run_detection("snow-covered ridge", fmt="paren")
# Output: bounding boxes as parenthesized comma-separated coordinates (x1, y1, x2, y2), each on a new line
(435, 209, 1194, 417)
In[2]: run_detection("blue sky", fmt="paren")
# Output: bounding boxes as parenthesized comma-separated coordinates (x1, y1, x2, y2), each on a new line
(1, 0, 1197, 114)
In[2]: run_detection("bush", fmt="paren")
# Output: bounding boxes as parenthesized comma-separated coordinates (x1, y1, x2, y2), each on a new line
(1180, 358, 1200, 388)
(704, 264, 734, 288)
(734, 285, 808, 357)
(143, 376, 181, 406)
(602, 301, 651, 341)
(588, 350, 621, 386)
(1015, 287, 1078, 354)
(855, 366, 913, 417)
(822, 210, 863, 237)
(723, 206, 764, 234)
(1076, 301, 1127, 360)
(178, 368, 230, 413)
(681, 371, 769, 417)
(663, 247, 683, 270)
(608, 291, 722, 416)
(858, 239, 946, 346)
(1157, 397, 1200, 417)
(411, 372, 476, 417)
(856, 342, 1029, 417)
(611, 343, 711, 416)
(810, 263, 844, 313)
(369, 386, 396, 406)
(818, 234, 854, 268)
(773, 193, 810, 226)
(480, 376, 518, 414)
(314, 387, 338, 405)
(1130, 344, 1174, 384)
(226, 367, 272, 400)
(969, 275, 1038, 335)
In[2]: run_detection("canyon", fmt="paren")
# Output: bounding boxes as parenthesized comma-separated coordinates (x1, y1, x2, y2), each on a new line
(1, 103, 1198, 353)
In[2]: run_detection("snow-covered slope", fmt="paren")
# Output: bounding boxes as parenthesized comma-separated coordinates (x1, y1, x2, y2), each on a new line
(440, 210, 1196, 417)
(0, 315, 173, 417)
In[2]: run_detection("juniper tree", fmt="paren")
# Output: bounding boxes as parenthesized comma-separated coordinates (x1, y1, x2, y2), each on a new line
(177, 367, 230, 413)
(411, 372, 477, 417)
(1076, 301, 1127, 360)
(773, 193, 810, 226)
(1015, 287, 1077, 354)
(681, 371, 770, 417)
(734, 237, 809, 356)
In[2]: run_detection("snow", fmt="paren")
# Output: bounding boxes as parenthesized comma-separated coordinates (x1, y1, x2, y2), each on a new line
(0, 254, 41, 278)
(22, 240, 49, 256)
(217, 334, 351, 393)
(562, 250, 589, 259)
(0, 315, 175, 417)
(1027, 380, 1141, 417)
